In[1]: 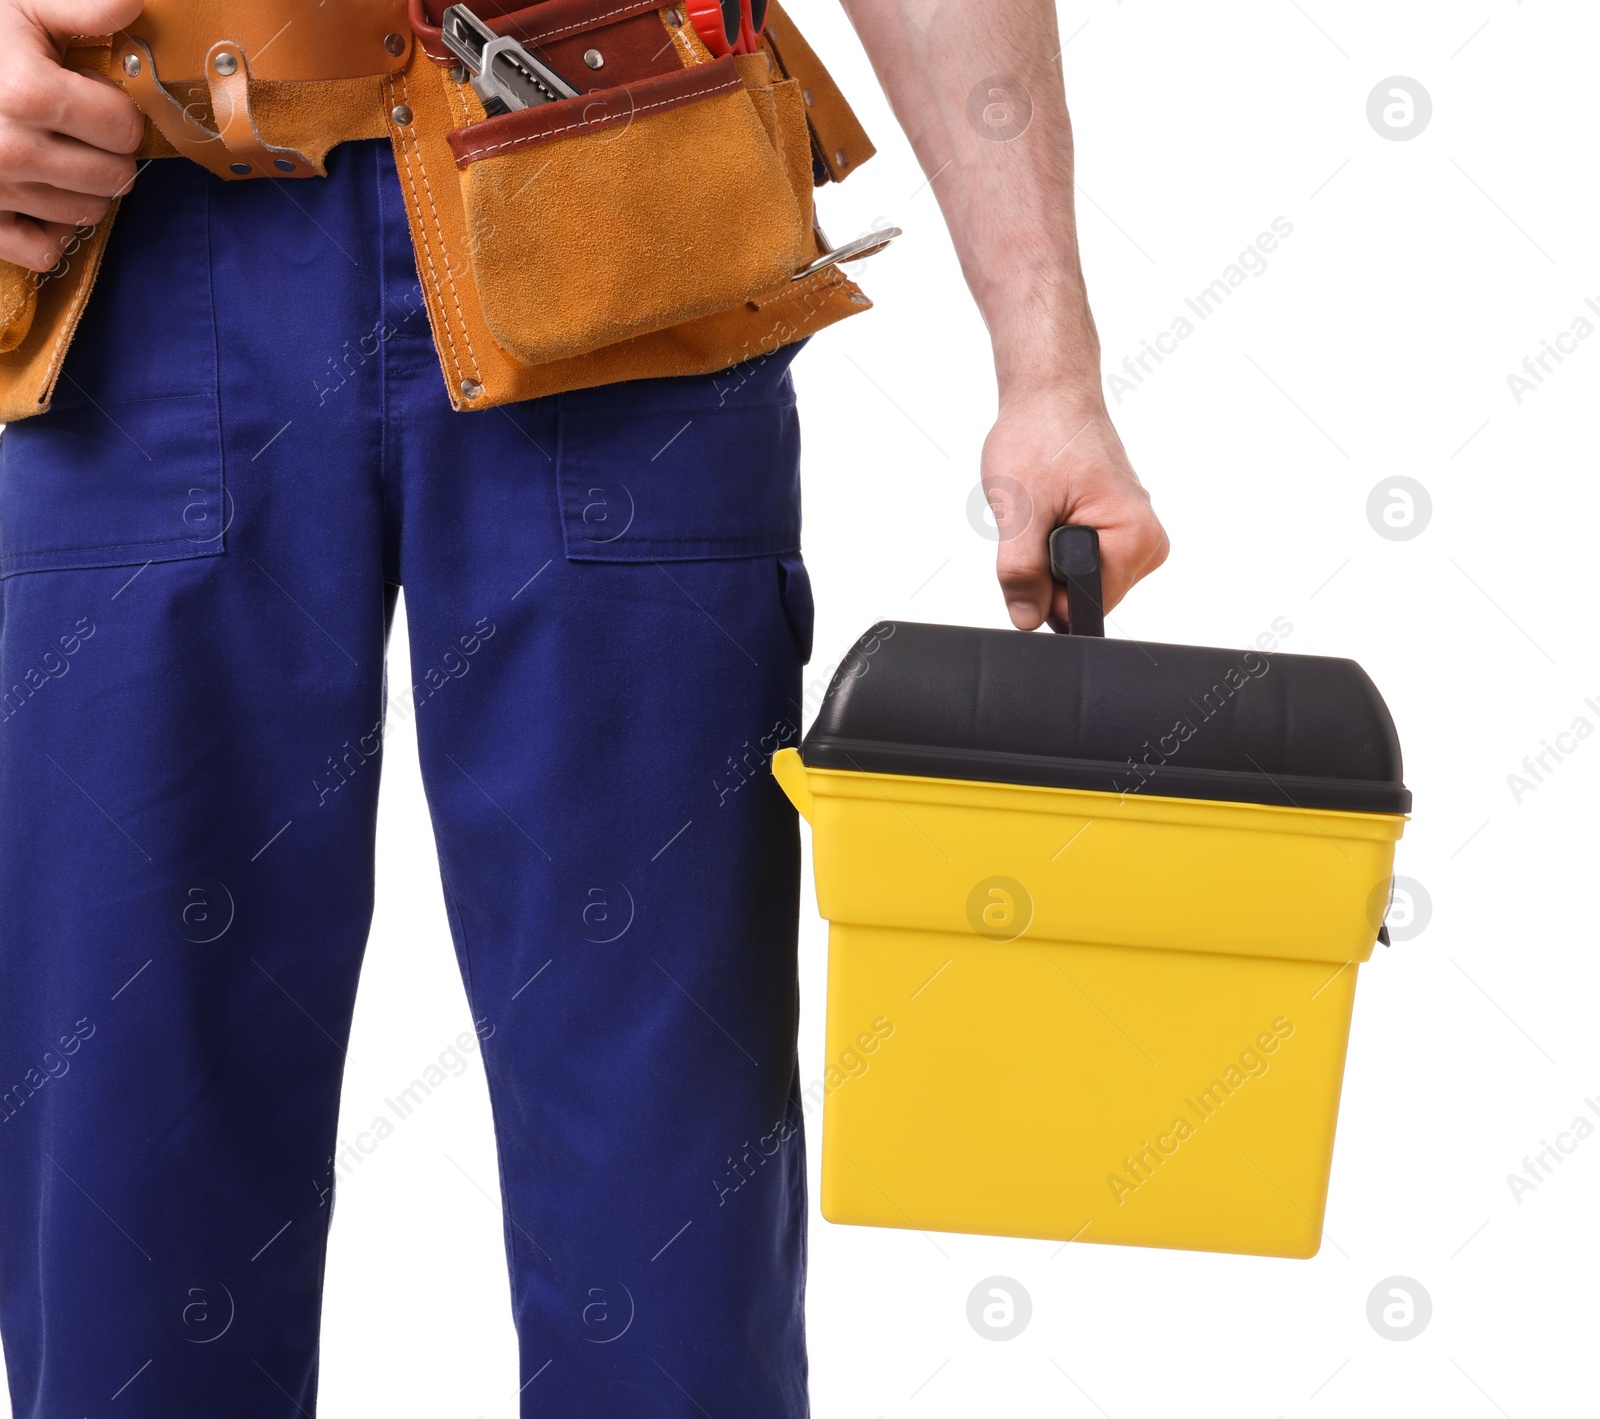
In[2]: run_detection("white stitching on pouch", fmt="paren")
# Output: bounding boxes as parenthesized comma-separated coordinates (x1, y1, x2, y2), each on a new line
(390, 70, 478, 386)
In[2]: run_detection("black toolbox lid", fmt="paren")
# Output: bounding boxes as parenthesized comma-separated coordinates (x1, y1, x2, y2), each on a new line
(801, 621, 1410, 815)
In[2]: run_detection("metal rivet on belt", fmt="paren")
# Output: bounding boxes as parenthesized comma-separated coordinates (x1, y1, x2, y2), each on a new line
(835, 148, 849, 169)
(666, 7, 684, 26)
(802, 88, 814, 107)
(584, 48, 605, 69)
(214, 51, 240, 77)
(449, 64, 468, 84)
(460, 379, 484, 400)
(121, 53, 142, 78)
(384, 32, 407, 56)
(848, 292, 869, 306)
(391, 104, 414, 126)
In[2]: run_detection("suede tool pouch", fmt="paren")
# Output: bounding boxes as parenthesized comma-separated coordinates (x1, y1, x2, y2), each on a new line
(0, 262, 38, 355)
(446, 55, 805, 368)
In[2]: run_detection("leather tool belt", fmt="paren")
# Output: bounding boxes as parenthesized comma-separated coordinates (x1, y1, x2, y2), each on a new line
(0, 0, 878, 422)
(111, 0, 414, 182)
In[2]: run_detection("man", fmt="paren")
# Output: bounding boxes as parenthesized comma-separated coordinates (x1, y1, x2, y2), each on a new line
(0, 0, 1165, 1414)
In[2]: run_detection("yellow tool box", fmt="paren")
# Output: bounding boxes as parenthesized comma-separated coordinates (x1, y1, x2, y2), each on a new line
(772, 529, 1410, 1259)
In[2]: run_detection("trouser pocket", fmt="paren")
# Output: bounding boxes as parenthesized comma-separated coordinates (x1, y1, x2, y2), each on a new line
(448, 55, 805, 367)
(0, 395, 227, 578)
(0, 158, 227, 580)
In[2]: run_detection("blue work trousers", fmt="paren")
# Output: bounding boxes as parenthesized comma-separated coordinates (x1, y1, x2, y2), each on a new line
(0, 138, 813, 1417)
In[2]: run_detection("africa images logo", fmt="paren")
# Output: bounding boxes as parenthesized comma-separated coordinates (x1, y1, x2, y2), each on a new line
(1106, 1019, 1295, 1204)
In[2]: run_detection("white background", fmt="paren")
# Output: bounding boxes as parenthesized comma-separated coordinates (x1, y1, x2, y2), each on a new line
(27, 2, 1593, 1416)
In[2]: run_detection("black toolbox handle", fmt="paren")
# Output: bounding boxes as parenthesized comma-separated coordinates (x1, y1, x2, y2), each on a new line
(1048, 525, 1106, 638)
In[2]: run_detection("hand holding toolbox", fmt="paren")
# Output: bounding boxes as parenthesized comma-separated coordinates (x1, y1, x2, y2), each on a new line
(772, 528, 1411, 1259)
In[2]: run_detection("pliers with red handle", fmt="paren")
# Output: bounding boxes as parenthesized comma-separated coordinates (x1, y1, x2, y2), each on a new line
(684, 0, 769, 56)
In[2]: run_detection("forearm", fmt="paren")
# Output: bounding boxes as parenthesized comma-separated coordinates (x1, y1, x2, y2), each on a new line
(841, 0, 1166, 626)
(839, 0, 1100, 402)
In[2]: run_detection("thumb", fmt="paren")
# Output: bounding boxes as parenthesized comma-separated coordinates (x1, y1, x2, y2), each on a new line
(23, 0, 145, 45)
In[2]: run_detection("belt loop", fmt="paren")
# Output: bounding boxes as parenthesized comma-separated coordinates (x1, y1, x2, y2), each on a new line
(111, 35, 318, 181)
(204, 42, 318, 179)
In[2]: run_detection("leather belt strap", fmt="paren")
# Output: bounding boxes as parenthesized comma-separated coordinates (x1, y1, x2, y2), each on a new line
(107, 0, 412, 181)
(112, 36, 319, 181)
(125, 0, 413, 82)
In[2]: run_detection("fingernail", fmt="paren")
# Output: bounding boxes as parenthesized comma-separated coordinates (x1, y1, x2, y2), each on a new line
(1007, 600, 1038, 624)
